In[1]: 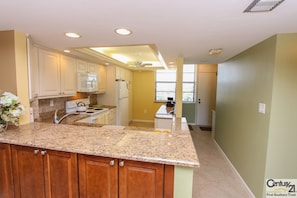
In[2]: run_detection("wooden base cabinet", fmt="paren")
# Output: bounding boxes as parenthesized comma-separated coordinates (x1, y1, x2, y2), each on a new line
(1, 144, 173, 198)
(79, 155, 118, 198)
(11, 145, 78, 198)
(0, 143, 14, 198)
(119, 160, 164, 198)
(79, 155, 174, 198)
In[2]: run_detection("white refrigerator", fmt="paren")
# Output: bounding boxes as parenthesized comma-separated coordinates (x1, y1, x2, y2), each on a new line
(116, 80, 129, 126)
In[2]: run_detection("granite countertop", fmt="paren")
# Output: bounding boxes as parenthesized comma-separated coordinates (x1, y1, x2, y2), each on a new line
(155, 104, 175, 119)
(0, 118, 199, 168)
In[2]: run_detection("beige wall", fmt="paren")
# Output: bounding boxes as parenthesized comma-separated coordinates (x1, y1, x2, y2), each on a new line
(216, 34, 297, 197)
(0, 30, 17, 93)
(0, 30, 30, 124)
(14, 31, 30, 124)
(132, 71, 162, 121)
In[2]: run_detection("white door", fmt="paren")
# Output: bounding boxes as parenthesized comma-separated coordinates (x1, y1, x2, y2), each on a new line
(196, 72, 217, 126)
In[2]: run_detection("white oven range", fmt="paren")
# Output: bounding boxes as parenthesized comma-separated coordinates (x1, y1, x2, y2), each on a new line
(65, 99, 108, 123)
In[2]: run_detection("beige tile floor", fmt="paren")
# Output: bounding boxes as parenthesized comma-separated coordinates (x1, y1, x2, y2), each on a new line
(129, 122, 253, 197)
(190, 125, 253, 198)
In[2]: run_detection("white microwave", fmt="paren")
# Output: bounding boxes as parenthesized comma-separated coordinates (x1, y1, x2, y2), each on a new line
(77, 72, 98, 92)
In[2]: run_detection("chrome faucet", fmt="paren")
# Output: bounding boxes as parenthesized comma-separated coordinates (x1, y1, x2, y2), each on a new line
(53, 109, 78, 124)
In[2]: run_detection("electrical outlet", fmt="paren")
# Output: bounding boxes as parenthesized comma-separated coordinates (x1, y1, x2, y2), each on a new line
(50, 99, 54, 107)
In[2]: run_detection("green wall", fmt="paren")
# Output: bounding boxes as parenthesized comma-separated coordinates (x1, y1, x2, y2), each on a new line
(182, 103, 196, 124)
(265, 34, 297, 179)
(216, 33, 297, 197)
(216, 36, 276, 197)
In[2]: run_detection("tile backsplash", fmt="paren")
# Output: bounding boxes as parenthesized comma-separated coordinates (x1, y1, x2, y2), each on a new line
(31, 93, 98, 121)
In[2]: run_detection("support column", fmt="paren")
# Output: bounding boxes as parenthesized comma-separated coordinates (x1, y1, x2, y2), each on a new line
(175, 57, 183, 118)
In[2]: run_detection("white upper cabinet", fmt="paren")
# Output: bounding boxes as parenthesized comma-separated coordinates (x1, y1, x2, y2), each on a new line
(31, 47, 106, 98)
(88, 63, 99, 74)
(115, 67, 125, 80)
(37, 49, 77, 98)
(77, 60, 98, 74)
(76, 60, 88, 73)
(60, 55, 77, 95)
(38, 49, 61, 97)
(26, 35, 39, 100)
(116, 66, 132, 82)
(98, 65, 106, 93)
(77, 60, 106, 93)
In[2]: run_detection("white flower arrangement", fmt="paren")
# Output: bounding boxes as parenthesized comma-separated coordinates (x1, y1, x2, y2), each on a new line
(0, 91, 25, 127)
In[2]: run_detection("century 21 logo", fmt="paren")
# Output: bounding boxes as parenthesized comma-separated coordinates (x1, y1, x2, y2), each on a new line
(266, 179, 296, 193)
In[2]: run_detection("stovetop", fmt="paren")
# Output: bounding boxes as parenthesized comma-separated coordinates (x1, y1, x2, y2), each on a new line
(65, 98, 108, 116)
(78, 107, 108, 116)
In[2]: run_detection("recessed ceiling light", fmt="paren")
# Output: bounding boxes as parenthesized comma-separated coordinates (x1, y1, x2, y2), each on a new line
(115, 28, 132, 36)
(209, 48, 223, 55)
(244, 0, 285, 12)
(65, 32, 81, 38)
(64, 50, 71, 53)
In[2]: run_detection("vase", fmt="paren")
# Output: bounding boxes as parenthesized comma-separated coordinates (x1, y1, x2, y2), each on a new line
(0, 122, 8, 132)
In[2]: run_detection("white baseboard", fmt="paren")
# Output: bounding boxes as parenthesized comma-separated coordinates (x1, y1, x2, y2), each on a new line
(213, 140, 255, 198)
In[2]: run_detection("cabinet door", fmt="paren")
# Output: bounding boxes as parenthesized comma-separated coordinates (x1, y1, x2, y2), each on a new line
(76, 60, 88, 73)
(27, 36, 39, 100)
(38, 49, 60, 96)
(60, 55, 77, 96)
(78, 155, 118, 198)
(88, 63, 98, 74)
(98, 65, 106, 93)
(119, 160, 164, 198)
(12, 145, 45, 198)
(107, 108, 116, 125)
(43, 150, 78, 198)
(116, 67, 124, 80)
(93, 112, 108, 124)
(154, 118, 172, 130)
(0, 143, 14, 198)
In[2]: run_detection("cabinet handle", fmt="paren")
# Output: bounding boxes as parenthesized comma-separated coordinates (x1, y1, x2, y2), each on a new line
(119, 161, 124, 167)
(110, 160, 115, 166)
(34, 149, 39, 155)
(41, 150, 47, 156)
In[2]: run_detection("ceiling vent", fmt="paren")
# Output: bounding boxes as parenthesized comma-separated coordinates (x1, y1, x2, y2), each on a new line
(244, 0, 285, 12)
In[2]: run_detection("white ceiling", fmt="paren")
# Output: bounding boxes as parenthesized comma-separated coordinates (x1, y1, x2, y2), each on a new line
(1, 0, 297, 67)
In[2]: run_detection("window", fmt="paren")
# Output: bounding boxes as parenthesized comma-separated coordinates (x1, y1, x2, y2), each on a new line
(155, 64, 196, 102)
(155, 69, 176, 101)
(182, 64, 196, 102)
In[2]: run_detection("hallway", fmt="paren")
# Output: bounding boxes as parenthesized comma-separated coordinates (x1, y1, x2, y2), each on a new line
(190, 125, 253, 198)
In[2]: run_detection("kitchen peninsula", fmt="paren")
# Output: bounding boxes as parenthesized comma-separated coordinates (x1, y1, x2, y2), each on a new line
(0, 117, 199, 198)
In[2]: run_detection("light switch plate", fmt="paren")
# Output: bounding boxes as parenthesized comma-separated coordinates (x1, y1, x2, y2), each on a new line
(258, 103, 266, 114)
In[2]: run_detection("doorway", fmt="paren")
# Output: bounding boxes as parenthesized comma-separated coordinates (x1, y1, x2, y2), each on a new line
(196, 64, 217, 126)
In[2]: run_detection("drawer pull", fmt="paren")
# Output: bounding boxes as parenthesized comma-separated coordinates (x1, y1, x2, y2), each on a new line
(119, 161, 124, 167)
(34, 149, 39, 155)
(41, 150, 47, 156)
(110, 160, 115, 166)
